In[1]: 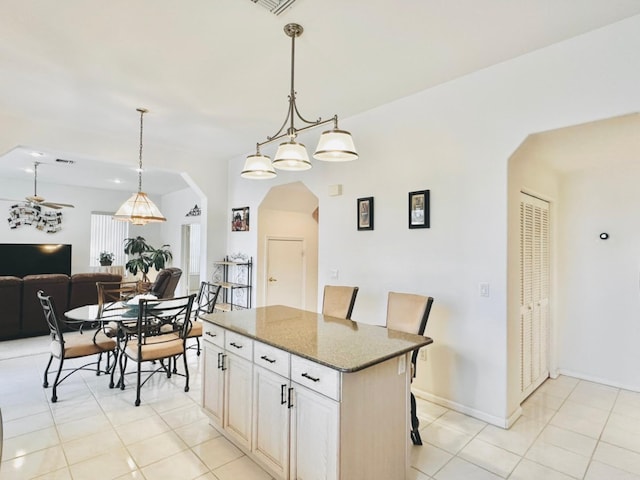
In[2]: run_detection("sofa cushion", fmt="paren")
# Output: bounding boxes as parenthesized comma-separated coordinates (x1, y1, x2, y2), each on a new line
(0, 276, 22, 340)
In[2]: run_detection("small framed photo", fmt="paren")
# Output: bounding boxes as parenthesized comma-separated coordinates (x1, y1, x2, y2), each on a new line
(408, 190, 430, 229)
(231, 206, 250, 231)
(357, 197, 374, 231)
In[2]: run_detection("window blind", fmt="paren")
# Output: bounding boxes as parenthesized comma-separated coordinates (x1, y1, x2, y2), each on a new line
(90, 213, 129, 266)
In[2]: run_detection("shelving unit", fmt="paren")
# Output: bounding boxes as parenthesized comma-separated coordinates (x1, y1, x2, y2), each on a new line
(212, 256, 252, 312)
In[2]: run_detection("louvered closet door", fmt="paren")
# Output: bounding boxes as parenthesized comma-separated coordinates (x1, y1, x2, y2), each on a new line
(520, 193, 550, 400)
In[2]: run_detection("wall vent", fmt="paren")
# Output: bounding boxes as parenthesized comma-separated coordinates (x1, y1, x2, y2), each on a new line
(250, 0, 297, 15)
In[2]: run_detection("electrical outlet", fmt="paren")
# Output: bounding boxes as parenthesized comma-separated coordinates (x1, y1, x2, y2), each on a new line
(398, 355, 406, 374)
(420, 349, 427, 362)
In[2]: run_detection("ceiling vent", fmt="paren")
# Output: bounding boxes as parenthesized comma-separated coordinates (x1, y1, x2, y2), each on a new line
(250, 0, 297, 15)
(55, 158, 75, 165)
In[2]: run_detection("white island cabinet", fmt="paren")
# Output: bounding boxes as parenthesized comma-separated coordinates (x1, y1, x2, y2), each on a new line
(201, 305, 432, 480)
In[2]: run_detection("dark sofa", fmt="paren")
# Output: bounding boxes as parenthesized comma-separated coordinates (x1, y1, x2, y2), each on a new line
(0, 272, 122, 340)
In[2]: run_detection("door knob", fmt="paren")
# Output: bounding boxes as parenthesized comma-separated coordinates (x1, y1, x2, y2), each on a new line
(268, 277, 277, 282)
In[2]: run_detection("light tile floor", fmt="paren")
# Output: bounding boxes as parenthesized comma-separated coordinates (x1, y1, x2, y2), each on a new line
(2, 336, 640, 479)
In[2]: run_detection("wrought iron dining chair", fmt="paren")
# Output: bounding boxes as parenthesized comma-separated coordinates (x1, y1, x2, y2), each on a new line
(322, 285, 359, 320)
(118, 294, 196, 406)
(38, 290, 117, 403)
(186, 281, 222, 356)
(96, 280, 146, 337)
(96, 280, 145, 316)
(386, 291, 434, 445)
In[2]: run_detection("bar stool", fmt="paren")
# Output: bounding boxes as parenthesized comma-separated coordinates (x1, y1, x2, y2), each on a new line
(386, 291, 434, 445)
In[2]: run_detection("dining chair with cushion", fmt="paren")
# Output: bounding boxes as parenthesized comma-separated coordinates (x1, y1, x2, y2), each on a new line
(386, 291, 434, 445)
(187, 281, 222, 356)
(38, 290, 117, 403)
(119, 294, 195, 406)
(322, 285, 359, 320)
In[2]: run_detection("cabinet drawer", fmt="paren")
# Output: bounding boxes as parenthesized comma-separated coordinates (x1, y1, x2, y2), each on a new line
(291, 355, 340, 401)
(254, 342, 290, 378)
(202, 322, 225, 347)
(225, 331, 253, 361)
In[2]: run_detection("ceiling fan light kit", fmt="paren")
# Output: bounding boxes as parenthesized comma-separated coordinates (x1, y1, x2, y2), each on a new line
(241, 23, 358, 179)
(113, 108, 167, 225)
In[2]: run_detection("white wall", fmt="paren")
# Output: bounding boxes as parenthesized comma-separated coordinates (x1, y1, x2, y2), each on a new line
(557, 165, 640, 390)
(225, 15, 640, 425)
(0, 177, 162, 274)
(0, 178, 208, 289)
(160, 186, 202, 295)
(0, 112, 229, 287)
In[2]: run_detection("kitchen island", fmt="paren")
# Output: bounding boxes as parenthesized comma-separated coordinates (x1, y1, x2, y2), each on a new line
(201, 305, 433, 480)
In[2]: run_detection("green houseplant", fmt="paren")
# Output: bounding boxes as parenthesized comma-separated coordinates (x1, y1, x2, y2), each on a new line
(123, 236, 172, 282)
(98, 251, 115, 266)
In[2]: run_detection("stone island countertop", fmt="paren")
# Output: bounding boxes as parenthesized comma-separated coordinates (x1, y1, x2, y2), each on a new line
(201, 305, 433, 372)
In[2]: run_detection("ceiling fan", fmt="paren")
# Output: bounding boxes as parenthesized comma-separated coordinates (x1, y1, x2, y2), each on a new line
(0, 161, 75, 209)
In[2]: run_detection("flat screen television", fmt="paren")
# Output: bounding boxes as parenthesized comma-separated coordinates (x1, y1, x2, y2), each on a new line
(0, 243, 72, 278)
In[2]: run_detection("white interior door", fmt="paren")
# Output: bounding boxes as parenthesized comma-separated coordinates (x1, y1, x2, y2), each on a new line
(520, 192, 550, 400)
(266, 238, 304, 308)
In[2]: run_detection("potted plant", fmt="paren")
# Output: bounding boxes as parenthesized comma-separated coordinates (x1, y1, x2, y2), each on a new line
(98, 251, 115, 266)
(123, 236, 172, 283)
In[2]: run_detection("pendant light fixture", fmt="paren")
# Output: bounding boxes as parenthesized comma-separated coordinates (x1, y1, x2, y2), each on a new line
(113, 108, 166, 225)
(241, 23, 358, 180)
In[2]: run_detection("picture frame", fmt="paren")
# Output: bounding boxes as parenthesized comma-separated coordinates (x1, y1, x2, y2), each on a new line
(231, 206, 250, 231)
(408, 190, 430, 229)
(357, 197, 374, 231)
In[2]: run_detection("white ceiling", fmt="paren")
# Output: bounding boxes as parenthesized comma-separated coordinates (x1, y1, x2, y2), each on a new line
(1, 0, 639, 194)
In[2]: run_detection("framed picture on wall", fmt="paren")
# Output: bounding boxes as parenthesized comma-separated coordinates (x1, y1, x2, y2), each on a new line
(357, 197, 374, 231)
(231, 206, 250, 231)
(408, 190, 430, 229)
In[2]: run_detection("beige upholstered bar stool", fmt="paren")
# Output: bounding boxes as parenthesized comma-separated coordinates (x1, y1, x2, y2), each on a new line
(386, 291, 434, 445)
(322, 285, 359, 319)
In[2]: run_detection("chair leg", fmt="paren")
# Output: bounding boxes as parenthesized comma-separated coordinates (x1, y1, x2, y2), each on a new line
(43, 355, 54, 388)
(135, 360, 142, 407)
(196, 337, 201, 356)
(410, 392, 422, 445)
(109, 350, 118, 388)
(96, 352, 102, 376)
(119, 353, 127, 390)
(183, 353, 190, 393)
(51, 357, 64, 403)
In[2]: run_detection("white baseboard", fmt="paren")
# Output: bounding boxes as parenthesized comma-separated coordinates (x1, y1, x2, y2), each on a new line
(412, 387, 521, 429)
(556, 369, 640, 393)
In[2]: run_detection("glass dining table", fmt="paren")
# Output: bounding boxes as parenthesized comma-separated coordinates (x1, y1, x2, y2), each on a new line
(64, 299, 201, 388)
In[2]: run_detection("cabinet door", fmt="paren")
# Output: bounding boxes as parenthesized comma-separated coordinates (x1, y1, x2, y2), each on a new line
(224, 352, 253, 448)
(290, 383, 339, 480)
(202, 341, 225, 428)
(253, 366, 290, 479)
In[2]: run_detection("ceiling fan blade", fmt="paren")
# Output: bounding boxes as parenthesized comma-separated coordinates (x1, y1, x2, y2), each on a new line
(26, 195, 45, 203)
(0, 197, 24, 203)
(41, 202, 75, 209)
